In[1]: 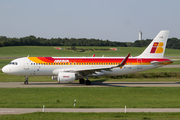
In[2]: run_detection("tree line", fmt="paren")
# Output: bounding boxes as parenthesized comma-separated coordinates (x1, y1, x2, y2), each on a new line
(132, 37, 180, 49)
(0, 35, 180, 49)
(0, 36, 127, 47)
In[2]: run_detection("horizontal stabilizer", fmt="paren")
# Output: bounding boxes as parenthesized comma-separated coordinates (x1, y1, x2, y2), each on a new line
(151, 61, 173, 66)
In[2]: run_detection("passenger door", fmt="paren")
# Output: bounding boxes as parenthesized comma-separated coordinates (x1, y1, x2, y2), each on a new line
(24, 59, 29, 70)
(137, 59, 142, 69)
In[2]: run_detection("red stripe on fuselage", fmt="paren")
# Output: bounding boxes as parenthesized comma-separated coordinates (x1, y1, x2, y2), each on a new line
(34, 57, 171, 64)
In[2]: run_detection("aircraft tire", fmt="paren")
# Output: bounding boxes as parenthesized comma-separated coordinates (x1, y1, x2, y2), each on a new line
(79, 78, 85, 84)
(86, 80, 91, 85)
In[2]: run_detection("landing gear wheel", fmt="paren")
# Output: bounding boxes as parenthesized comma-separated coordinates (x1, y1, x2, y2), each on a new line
(24, 76, 29, 85)
(79, 78, 85, 84)
(86, 80, 91, 85)
(24, 81, 28, 84)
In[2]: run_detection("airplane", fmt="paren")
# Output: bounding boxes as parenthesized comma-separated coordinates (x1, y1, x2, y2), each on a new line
(2, 30, 172, 85)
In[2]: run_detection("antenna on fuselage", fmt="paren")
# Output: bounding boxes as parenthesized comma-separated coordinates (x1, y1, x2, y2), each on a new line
(27, 55, 29, 57)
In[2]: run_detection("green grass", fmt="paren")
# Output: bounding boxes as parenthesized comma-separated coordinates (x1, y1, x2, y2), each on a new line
(0, 46, 131, 57)
(171, 60, 180, 65)
(0, 46, 180, 57)
(1, 112, 180, 120)
(140, 68, 180, 73)
(0, 87, 180, 108)
(0, 59, 12, 68)
(1, 46, 180, 119)
(0, 71, 53, 82)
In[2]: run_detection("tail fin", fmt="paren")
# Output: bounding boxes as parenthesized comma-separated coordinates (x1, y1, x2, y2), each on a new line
(137, 30, 169, 58)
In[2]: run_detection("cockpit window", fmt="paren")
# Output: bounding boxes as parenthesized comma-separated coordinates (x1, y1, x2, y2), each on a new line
(9, 62, 18, 65)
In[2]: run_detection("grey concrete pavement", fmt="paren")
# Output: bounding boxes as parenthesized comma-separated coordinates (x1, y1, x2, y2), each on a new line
(161, 65, 180, 68)
(0, 108, 180, 114)
(0, 82, 180, 88)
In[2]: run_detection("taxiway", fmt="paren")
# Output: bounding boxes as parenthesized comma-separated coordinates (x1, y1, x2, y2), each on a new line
(0, 81, 180, 88)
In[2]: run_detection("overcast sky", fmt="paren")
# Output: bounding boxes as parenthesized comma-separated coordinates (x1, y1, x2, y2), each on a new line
(0, 0, 180, 42)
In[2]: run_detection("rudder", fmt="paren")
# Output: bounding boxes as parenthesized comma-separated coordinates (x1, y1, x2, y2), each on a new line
(137, 30, 169, 58)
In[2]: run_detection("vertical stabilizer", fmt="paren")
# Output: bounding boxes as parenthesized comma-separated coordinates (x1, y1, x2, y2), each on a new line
(137, 30, 169, 58)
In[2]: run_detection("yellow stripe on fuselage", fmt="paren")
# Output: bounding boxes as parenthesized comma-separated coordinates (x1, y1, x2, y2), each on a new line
(28, 57, 48, 63)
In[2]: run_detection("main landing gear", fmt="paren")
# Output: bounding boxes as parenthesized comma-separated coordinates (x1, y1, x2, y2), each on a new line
(79, 78, 91, 85)
(24, 76, 28, 84)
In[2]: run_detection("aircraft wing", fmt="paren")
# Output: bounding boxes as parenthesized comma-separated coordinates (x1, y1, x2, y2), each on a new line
(53, 54, 130, 75)
(73, 54, 130, 75)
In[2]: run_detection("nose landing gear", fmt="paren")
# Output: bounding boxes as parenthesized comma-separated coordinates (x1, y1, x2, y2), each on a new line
(24, 76, 28, 84)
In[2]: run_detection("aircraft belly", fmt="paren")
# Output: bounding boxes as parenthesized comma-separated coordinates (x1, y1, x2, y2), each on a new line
(12, 64, 164, 76)
(28, 66, 58, 76)
(102, 65, 157, 76)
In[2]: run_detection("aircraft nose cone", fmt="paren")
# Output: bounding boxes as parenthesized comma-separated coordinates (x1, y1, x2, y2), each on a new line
(2, 66, 8, 74)
(2, 66, 6, 73)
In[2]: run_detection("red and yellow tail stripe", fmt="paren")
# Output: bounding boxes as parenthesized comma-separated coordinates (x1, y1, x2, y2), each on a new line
(28, 57, 171, 66)
(150, 42, 164, 53)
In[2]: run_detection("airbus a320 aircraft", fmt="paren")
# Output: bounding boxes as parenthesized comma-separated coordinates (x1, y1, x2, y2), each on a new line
(2, 30, 172, 85)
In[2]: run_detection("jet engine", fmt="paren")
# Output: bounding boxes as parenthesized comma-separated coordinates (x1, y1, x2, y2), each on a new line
(56, 72, 76, 83)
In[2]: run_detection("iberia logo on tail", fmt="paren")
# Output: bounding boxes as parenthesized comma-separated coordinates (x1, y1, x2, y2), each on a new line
(150, 42, 164, 53)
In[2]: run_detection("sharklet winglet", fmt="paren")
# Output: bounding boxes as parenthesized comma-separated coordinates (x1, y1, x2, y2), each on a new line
(111, 54, 130, 68)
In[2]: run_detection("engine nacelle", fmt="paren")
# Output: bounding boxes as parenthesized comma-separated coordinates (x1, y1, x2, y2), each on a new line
(57, 72, 76, 83)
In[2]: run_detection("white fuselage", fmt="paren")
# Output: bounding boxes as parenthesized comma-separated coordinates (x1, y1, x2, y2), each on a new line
(2, 57, 167, 77)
